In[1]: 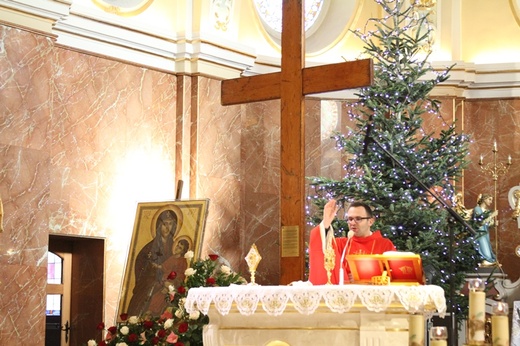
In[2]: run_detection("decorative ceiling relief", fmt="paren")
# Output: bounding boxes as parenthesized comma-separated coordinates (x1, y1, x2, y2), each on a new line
(92, 0, 154, 16)
(211, 0, 234, 32)
(413, 0, 438, 51)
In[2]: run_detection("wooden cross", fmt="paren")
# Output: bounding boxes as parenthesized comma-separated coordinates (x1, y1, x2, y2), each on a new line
(221, 0, 373, 284)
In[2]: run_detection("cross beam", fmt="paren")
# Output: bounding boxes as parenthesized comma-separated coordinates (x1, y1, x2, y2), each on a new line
(221, 0, 373, 284)
(221, 59, 372, 106)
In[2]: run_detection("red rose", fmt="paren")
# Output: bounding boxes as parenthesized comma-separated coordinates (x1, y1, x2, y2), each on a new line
(99, 341, 107, 346)
(128, 333, 138, 342)
(176, 342, 185, 346)
(206, 277, 216, 285)
(157, 329, 166, 338)
(143, 320, 154, 329)
(107, 326, 117, 335)
(96, 322, 105, 330)
(167, 271, 177, 280)
(177, 286, 186, 294)
(178, 322, 189, 333)
(208, 254, 219, 261)
(151, 336, 160, 344)
(119, 313, 128, 321)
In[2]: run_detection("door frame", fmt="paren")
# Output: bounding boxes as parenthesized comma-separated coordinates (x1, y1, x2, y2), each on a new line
(48, 235, 105, 345)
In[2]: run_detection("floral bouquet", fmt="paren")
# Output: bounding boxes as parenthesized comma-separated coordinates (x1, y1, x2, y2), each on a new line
(88, 252, 246, 346)
(89, 313, 178, 346)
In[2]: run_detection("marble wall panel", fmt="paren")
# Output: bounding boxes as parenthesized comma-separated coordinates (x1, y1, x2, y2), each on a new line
(0, 27, 53, 150)
(0, 263, 47, 344)
(317, 100, 346, 181)
(1, 24, 180, 344)
(0, 26, 53, 345)
(240, 100, 280, 283)
(194, 77, 244, 274)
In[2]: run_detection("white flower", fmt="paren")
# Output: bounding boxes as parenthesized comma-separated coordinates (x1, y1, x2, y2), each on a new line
(220, 265, 231, 275)
(175, 309, 184, 319)
(128, 316, 139, 324)
(185, 268, 196, 276)
(184, 250, 194, 259)
(87, 340, 97, 346)
(189, 310, 200, 320)
(164, 318, 174, 329)
(168, 284, 175, 293)
(116, 343, 128, 346)
(180, 297, 186, 307)
(120, 326, 129, 335)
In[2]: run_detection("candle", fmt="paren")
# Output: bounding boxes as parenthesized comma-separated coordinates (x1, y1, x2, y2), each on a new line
(468, 279, 486, 343)
(409, 314, 424, 345)
(479, 154, 483, 165)
(508, 155, 512, 165)
(430, 326, 447, 346)
(493, 140, 497, 151)
(491, 301, 509, 346)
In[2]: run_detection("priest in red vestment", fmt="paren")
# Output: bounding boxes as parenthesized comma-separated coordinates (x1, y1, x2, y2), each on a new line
(308, 199, 396, 285)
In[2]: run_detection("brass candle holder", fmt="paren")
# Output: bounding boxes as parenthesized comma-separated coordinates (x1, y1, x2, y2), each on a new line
(479, 140, 512, 259)
(245, 244, 262, 285)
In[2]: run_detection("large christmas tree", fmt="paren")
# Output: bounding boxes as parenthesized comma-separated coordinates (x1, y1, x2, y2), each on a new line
(308, 0, 481, 321)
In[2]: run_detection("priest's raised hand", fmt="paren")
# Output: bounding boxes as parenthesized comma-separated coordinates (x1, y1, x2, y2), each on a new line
(308, 199, 396, 285)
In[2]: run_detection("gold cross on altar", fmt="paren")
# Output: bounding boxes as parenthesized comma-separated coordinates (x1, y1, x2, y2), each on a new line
(221, 0, 373, 284)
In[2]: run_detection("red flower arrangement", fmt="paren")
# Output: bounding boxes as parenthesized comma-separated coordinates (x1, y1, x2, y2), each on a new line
(88, 253, 246, 346)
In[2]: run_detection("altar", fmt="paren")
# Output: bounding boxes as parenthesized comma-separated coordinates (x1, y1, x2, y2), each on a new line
(185, 283, 447, 346)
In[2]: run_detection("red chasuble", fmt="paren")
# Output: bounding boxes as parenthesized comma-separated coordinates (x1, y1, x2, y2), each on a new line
(308, 223, 396, 285)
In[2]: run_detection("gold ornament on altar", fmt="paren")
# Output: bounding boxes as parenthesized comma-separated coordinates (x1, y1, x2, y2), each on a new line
(324, 244, 335, 285)
(245, 244, 262, 285)
(371, 271, 391, 286)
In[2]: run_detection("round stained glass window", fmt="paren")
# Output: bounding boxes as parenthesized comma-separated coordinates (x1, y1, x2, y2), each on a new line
(252, 0, 325, 34)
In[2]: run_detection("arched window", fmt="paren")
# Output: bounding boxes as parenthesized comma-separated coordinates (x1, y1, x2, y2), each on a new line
(252, 0, 326, 36)
(251, 0, 359, 54)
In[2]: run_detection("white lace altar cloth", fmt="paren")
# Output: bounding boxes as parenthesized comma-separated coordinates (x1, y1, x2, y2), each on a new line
(185, 284, 446, 318)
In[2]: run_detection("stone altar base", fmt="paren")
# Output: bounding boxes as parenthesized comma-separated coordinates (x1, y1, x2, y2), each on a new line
(186, 284, 446, 346)
(204, 306, 411, 346)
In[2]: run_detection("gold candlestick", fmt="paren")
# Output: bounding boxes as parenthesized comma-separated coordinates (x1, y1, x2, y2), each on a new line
(479, 140, 512, 259)
(245, 244, 262, 285)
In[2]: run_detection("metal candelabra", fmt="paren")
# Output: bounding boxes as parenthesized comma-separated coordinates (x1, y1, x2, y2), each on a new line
(478, 140, 512, 259)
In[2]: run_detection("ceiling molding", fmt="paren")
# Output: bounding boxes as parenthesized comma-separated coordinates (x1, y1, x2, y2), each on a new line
(1, 0, 519, 98)
(0, 0, 70, 34)
(310, 62, 520, 100)
(0, 0, 255, 78)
